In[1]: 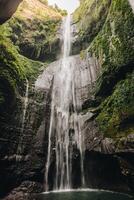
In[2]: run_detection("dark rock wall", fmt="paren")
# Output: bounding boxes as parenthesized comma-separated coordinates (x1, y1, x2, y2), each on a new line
(72, 0, 134, 195)
(0, 0, 22, 24)
(0, 0, 62, 198)
(0, 0, 134, 198)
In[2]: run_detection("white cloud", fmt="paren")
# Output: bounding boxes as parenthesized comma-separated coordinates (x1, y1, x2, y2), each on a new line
(48, 0, 79, 13)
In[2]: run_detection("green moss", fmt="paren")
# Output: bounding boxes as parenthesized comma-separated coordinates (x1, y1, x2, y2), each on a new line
(0, 25, 44, 114)
(73, 0, 111, 49)
(1, 0, 63, 62)
(97, 72, 134, 139)
(0, 0, 63, 62)
(0, 0, 62, 115)
(0, 37, 24, 89)
(88, 0, 134, 96)
(5, 16, 61, 61)
(74, 0, 134, 146)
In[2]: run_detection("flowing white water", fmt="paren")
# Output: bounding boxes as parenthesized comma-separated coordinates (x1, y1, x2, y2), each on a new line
(17, 79, 29, 154)
(21, 79, 29, 134)
(45, 15, 85, 191)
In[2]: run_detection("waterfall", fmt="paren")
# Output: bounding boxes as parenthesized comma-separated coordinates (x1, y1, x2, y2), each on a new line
(17, 79, 29, 154)
(45, 15, 85, 191)
(36, 14, 99, 192)
(21, 79, 29, 134)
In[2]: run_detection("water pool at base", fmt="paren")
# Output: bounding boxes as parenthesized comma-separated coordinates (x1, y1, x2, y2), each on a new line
(32, 190, 134, 200)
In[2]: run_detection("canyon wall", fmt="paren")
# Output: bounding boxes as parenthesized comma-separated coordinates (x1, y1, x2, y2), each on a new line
(0, 0, 134, 199)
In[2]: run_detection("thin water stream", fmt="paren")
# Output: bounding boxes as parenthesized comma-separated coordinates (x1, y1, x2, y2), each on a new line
(17, 79, 29, 154)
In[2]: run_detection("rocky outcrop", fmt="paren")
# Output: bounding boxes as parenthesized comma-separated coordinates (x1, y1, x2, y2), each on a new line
(84, 151, 134, 193)
(31, 53, 134, 194)
(72, 0, 134, 194)
(72, 0, 112, 54)
(0, 0, 22, 24)
(3, 181, 43, 200)
(73, 0, 134, 151)
(5, 0, 62, 61)
(0, 0, 63, 198)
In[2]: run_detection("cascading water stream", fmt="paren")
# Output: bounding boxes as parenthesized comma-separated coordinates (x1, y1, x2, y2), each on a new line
(21, 79, 29, 134)
(17, 79, 29, 154)
(45, 15, 85, 191)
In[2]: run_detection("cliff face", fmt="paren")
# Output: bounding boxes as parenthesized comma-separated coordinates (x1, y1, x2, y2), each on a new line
(72, 0, 111, 54)
(74, 0, 134, 149)
(73, 0, 134, 193)
(0, 0, 22, 24)
(4, 0, 62, 61)
(0, 0, 62, 117)
(0, 0, 134, 199)
(0, 0, 62, 198)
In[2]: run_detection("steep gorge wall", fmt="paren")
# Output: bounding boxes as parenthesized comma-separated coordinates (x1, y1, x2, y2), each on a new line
(0, 0, 62, 198)
(88, 0, 134, 146)
(73, 0, 134, 151)
(72, 0, 112, 54)
(0, 0, 134, 198)
(73, 0, 134, 193)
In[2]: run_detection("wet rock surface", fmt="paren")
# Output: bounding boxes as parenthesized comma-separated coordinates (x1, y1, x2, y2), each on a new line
(0, 85, 51, 198)
(1, 52, 134, 198)
(1, 0, 134, 196)
(3, 181, 43, 200)
(84, 151, 133, 194)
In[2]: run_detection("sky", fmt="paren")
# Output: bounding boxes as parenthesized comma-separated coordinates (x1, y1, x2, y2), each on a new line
(48, 0, 80, 13)
(128, 0, 134, 12)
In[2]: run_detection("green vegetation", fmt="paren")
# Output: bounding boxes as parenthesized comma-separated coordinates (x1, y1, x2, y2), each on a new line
(3, 0, 62, 61)
(74, 0, 134, 147)
(53, 4, 67, 16)
(89, 0, 134, 97)
(7, 17, 61, 61)
(0, 0, 133, 149)
(73, 0, 111, 49)
(0, 28, 43, 113)
(90, 0, 134, 145)
(0, 0, 63, 114)
(97, 72, 134, 139)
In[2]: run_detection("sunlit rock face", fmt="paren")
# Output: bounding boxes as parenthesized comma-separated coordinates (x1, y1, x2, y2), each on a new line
(0, 0, 22, 24)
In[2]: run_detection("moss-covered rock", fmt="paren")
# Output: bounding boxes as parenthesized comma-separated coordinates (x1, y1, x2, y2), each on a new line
(8, 18, 61, 61)
(4, 0, 62, 62)
(0, 0, 63, 115)
(97, 72, 134, 141)
(87, 0, 134, 146)
(88, 0, 134, 97)
(74, 0, 134, 149)
(0, 27, 44, 116)
(0, 1, 63, 195)
(72, 0, 111, 53)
